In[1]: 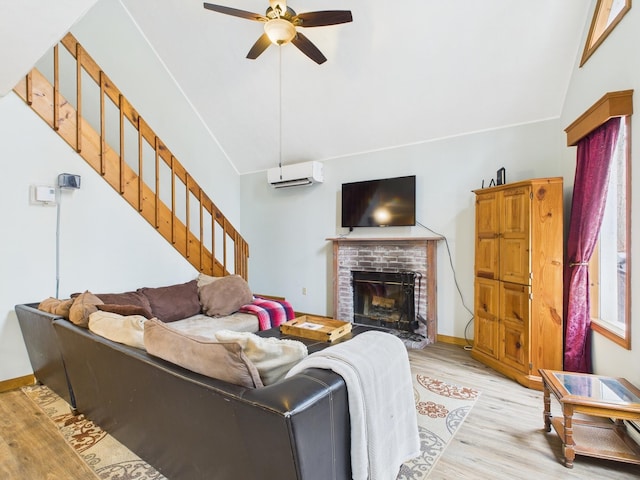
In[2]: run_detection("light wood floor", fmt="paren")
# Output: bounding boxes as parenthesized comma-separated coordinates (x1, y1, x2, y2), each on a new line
(0, 387, 96, 479)
(412, 342, 640, 479)
(0, 342, 638, 479)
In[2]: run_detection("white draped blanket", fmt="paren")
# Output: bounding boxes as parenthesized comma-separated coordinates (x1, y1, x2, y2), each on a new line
(286, 331, 420, 480)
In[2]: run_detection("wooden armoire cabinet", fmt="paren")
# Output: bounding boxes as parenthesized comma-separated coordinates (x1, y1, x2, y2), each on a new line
(471, 177, 564, 390)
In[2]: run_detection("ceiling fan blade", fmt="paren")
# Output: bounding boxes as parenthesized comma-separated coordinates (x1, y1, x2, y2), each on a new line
(247, 33, 272, 59)
(294, 10, 353, 27)
(203, 3, 267, 22)
(291, 32, 327, 64)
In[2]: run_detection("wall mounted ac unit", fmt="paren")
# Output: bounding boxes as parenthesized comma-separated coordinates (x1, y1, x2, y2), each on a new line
(267, 161, 324, 188)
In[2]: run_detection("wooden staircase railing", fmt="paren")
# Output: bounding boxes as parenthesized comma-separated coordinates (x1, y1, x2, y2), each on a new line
(13, 32, 248, 279)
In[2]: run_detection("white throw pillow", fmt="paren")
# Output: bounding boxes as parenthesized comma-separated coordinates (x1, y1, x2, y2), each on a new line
(214, 330, 308, 385)
(89, 310, 147, 350)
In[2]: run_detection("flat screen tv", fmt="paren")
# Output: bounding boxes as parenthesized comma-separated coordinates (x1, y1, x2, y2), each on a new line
(341, 175, 416, 228)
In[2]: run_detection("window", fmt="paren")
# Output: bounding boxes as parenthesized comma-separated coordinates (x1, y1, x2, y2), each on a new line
(580, 0, 631, 67)
(590, 116, 631, 348)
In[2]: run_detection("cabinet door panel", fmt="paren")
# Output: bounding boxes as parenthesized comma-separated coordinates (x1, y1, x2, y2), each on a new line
(474, 278, 499, 358)
(500, 187, 531, 285)
(500, 237, 530, 284)
(476, 237, 498, 279)
(475, 193, 499, 279)
(501, 321, 527, 372)
(501, 186, 529, 234)
(500, 282, 530, 372)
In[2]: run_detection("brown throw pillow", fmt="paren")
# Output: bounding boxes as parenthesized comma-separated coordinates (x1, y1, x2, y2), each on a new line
(143, 319, 263, 388)
(197, 273, 222, 289)
(95, 291, 153, 313)
(53, 299, 74, 318)
(96, 304, 154, 319)
(138, 280, 200, 322)
(38, 297, 73, 318)
(69, 291, 104, 327)
(199, 275, 253, 317)
(38, 297, 58, 313)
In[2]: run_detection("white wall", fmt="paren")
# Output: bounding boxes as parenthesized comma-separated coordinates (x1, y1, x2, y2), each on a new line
(241, 119, 564, 340)
(0, 0, 242, 383)
(0, 93, 198, 381)
(559, 2, 640, 385)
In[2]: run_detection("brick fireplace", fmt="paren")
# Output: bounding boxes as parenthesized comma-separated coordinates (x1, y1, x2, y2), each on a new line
(329, 237, 440, 344)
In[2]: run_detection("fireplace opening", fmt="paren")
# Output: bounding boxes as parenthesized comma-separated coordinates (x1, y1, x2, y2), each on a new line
(351, 270, 419, 332)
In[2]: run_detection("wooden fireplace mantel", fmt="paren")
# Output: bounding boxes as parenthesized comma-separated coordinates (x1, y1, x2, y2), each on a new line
(328, 236, 442, 341)
(326, 236, 442, 243)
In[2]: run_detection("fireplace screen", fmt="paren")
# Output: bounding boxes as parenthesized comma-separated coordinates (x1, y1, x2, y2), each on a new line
(351, 270, 417, 332)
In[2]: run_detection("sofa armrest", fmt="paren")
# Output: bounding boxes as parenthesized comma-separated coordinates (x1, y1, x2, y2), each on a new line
(15, 303, 75, 407)
(239, 369, 352, 480)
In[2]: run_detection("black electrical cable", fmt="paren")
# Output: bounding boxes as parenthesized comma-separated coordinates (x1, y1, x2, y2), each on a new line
(417, 221, 474, 349)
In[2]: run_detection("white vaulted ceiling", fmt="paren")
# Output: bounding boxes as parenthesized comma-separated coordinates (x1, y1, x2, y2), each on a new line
(2, 0, 592, 175)
(0, 0, 98, 96)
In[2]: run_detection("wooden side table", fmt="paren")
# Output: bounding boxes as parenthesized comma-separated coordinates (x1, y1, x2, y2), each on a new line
(540, 369, 640, 468)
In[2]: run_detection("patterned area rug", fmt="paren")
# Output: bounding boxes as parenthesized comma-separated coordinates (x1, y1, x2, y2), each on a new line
(398, 374, 480, 479)
(22, 385, 166, 480)
(22, 370, 478, 480)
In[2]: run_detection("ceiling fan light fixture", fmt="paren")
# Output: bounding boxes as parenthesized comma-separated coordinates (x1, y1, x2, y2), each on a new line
(264, 18, 296, 45)
(204, 2, 352, 63)
(268, 0, 287, 15)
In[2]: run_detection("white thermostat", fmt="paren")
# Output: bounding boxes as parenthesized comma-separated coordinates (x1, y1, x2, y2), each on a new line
(31, 185, 57, 205)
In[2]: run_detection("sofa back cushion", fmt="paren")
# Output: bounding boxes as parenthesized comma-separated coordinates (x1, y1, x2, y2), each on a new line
(199, 275, 253, 317)
(89, 311, 147, 350)
(196, 273, 222, 288)
(95, 291, 153, 315)
(138, 280, 200, 322)
(96, 303, 154, 319)
(144, 319, 263, 388)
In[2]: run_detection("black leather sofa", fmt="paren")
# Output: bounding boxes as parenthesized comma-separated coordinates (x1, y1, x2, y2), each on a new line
(16, 304, 76, 407)
(15, 303, 365, 480)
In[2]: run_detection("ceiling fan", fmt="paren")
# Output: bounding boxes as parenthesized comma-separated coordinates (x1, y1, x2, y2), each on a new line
(203, 0, 353, 64)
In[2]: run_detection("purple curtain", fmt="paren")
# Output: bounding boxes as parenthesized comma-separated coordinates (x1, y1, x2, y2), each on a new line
(564, 117, 621, 373)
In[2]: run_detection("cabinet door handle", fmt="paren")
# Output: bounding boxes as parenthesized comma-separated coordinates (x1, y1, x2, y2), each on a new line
(515, 342, 522, 349)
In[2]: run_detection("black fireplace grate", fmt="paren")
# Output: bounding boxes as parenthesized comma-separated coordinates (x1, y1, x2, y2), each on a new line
(351, 270, 417, 332)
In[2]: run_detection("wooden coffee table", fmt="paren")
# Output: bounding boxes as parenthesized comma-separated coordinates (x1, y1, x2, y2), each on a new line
(540, 369, 640, 468)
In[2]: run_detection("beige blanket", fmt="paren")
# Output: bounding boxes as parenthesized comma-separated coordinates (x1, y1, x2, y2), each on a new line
(286, 331, 420, 480)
